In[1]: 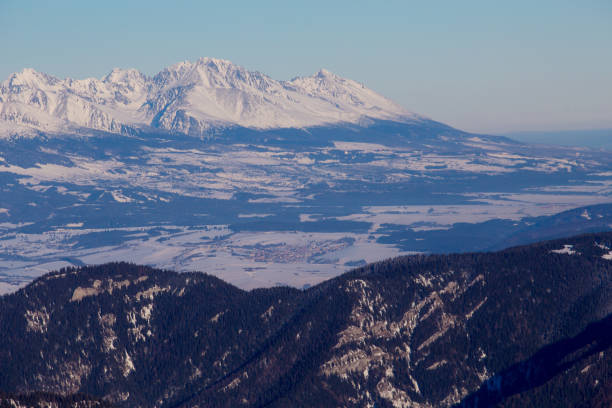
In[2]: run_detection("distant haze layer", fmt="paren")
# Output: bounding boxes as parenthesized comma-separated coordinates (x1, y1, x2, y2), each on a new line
(506, 129, 612, 149)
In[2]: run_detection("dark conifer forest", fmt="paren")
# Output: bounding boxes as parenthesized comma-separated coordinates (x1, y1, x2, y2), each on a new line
(0, 232, 610, 407)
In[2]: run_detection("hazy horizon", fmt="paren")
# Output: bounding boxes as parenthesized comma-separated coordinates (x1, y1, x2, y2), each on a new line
(1, 0, 611, 134)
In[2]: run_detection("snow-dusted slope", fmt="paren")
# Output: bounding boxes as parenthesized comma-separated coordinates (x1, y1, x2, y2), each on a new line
(0, 58, 419, 137)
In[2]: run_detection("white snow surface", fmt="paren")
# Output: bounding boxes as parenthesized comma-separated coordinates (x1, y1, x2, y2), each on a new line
(551, 245, 577, 255)
(0, 58, 420, 137)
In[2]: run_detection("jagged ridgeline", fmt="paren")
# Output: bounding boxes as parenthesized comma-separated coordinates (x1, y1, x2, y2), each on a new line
(1, 233, 611, 407)
(0, 57, 416, 137)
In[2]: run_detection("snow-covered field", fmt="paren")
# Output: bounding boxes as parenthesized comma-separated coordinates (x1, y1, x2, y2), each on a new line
(0, 225, 414, 293)
(1, 121, 612, 294)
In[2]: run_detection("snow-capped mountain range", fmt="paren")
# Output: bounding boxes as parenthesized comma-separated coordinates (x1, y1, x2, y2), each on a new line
(0, 57, 419, 137)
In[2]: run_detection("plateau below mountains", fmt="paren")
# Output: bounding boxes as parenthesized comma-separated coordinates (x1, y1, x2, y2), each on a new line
(0, 233, 610, 407)
(1, 58, 612, 293)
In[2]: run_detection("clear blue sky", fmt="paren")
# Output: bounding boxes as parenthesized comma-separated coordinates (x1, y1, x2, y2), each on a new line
(1, 0, 610, 134)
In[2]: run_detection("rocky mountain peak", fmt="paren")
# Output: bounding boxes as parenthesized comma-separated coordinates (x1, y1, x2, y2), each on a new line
(0, 58, 419, 138)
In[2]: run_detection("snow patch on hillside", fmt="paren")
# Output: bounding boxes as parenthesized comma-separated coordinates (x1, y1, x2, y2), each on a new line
(551, 244, 576, 255)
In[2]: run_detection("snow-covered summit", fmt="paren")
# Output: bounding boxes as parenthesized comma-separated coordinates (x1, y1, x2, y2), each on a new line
(0, 58, 420, 137)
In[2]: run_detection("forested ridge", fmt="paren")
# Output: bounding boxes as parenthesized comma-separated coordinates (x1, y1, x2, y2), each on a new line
(1, 232, 611, 407)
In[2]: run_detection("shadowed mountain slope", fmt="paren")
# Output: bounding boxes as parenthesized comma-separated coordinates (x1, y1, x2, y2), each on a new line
(1, 232, 611, 407)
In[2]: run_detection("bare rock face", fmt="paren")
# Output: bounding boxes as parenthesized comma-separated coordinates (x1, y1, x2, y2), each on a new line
(0, 391, 114, 408)
(1, 232, 611, 407)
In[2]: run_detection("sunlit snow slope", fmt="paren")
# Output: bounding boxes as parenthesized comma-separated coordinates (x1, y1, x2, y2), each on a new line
(0, 58, 418, 137)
